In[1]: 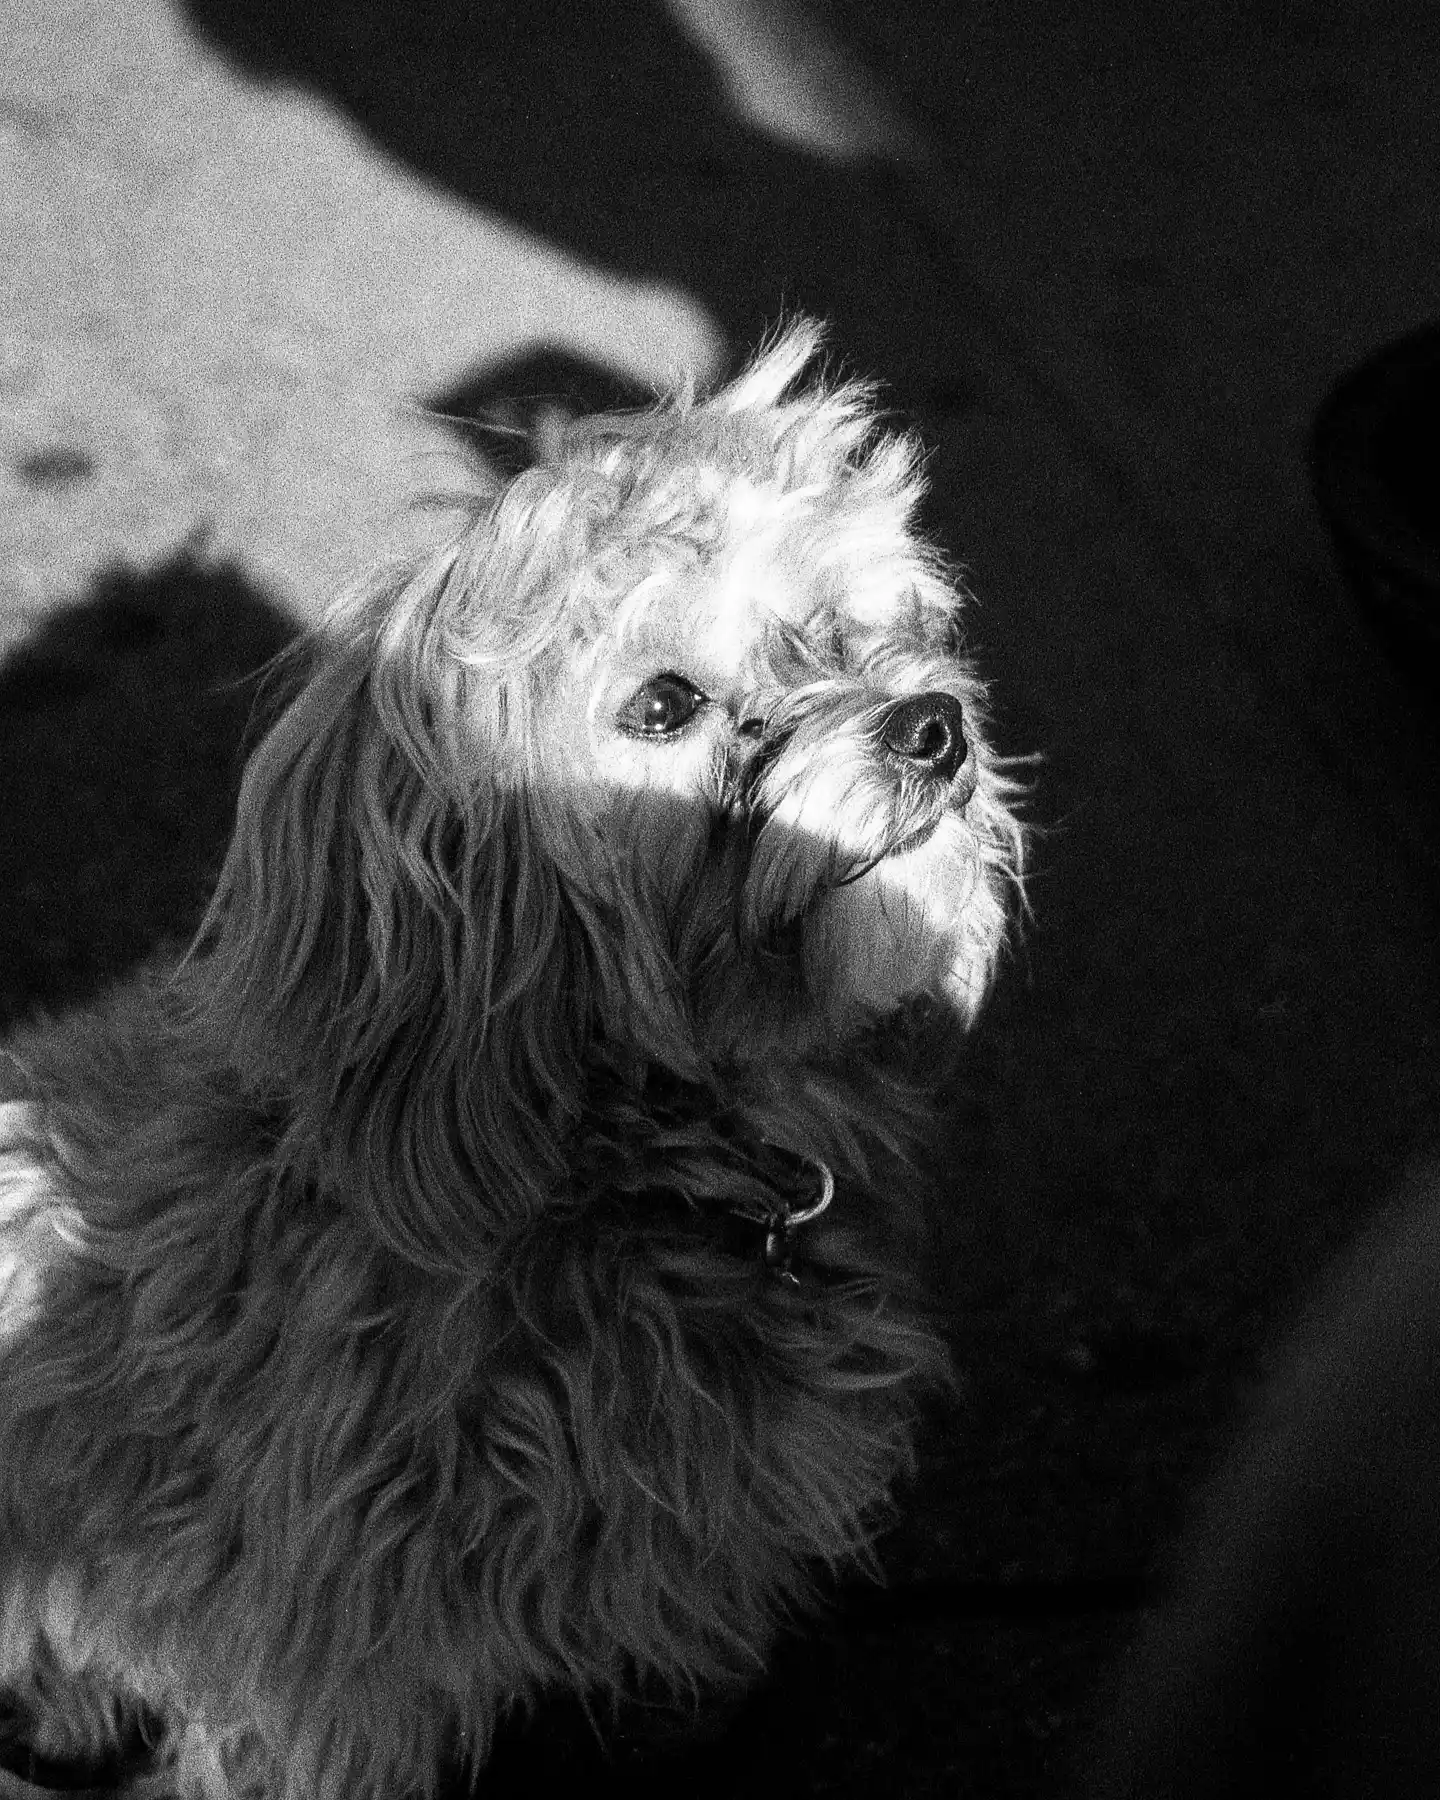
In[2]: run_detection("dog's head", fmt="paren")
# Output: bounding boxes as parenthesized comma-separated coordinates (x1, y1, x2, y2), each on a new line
(201, 322, 1025, 1260)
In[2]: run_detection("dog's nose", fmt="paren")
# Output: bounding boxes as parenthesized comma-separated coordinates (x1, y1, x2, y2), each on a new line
(880, 692, 969, 782)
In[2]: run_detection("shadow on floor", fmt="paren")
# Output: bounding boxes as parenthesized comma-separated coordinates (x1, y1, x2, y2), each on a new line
(0, 547, 295, 1027)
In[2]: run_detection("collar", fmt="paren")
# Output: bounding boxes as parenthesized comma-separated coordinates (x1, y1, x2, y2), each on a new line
(723, 1143, 835, 1287)
(609, 1060, 838, 1286)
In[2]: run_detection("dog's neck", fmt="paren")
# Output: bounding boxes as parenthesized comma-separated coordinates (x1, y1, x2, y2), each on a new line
(580, 1036, 935, 1204)
(562, 1039, 938, 1298)
(565, 1050, 839, 1286)
(584, 1045, 866, 1167)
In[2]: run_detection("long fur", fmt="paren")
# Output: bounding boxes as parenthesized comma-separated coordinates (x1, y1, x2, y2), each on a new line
(0, 321, 1025, 1799)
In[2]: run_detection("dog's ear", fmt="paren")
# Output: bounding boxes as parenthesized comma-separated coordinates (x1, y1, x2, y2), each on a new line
(196, 568, 592, 1267)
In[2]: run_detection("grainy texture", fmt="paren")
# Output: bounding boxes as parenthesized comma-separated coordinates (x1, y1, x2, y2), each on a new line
(3, 0, 1440, 1794)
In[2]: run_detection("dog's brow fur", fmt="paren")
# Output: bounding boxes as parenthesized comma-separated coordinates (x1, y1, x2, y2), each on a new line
(0, 319, 1026, 1800)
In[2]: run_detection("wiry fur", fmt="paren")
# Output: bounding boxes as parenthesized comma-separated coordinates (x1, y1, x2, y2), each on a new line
(0, 321, 1025, 1798)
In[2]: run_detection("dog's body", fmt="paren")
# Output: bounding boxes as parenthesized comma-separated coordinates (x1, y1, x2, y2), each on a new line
(0, 323, 1023, 1798)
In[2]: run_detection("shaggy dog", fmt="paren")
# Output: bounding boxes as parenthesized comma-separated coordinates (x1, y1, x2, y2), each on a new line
(0, 322, 1024, 1799)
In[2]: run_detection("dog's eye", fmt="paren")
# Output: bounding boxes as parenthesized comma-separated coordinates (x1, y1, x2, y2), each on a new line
(617, 673, 707, 738)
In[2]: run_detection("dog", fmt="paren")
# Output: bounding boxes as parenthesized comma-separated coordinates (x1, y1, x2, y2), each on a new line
(0, 320, 1025, 1798)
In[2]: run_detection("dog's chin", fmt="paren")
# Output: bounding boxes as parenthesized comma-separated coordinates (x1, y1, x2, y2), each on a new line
(872, 761, 979, 863)
(799, 814, 1000, 1032)
(884, 816, 943, 861)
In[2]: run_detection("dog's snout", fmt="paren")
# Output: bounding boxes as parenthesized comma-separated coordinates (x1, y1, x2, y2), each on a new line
(880, 692, 969, 782)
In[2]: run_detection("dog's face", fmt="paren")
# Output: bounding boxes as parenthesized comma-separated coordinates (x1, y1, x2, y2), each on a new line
(453, 326, 1025, 1062)
(543, 511, 1014, 1057)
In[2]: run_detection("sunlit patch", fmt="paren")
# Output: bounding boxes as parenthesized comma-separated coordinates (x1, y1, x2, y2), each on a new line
(884, 816, 943, 860)
(0, 1103, 77, 1346)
